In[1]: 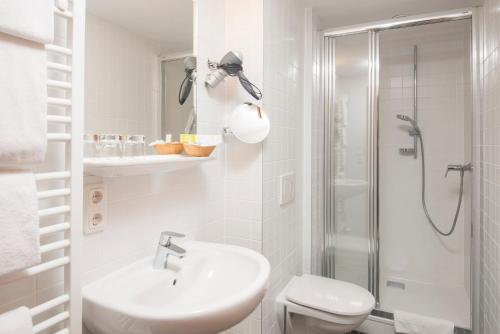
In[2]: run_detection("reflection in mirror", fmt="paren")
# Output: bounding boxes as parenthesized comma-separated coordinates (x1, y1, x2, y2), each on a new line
(161, 56, 196, 139)
(84, 0, 194, 158)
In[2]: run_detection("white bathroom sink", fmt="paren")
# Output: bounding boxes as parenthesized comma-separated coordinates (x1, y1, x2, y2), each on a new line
(334, 178, 368, 198)
(82, 240, 270, 334)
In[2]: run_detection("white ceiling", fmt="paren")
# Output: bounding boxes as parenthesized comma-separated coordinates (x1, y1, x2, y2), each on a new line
(86, 0, 193, 53)
(303, 0, 483, 29)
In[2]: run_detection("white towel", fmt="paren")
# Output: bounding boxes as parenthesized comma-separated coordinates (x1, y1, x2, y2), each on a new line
(0, 307, 33, 334)
(0, 170, 41, 276)
(0, 32, 47, 165)
(394, 310, 454, 334)
(0, 0, 54, 44)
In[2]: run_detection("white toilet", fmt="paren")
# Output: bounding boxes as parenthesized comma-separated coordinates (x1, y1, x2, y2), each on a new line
(276, 275, 375, 334)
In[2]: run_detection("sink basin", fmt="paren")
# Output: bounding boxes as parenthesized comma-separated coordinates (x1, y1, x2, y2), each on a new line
(334, 178, 368, 198)
(83, 240, 270, 334)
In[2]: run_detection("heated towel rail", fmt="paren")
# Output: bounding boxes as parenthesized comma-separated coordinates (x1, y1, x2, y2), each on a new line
(0, 1, 84, 333)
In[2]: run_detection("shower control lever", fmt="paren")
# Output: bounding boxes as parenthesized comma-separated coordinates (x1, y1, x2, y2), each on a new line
(445, 163, 472, 177)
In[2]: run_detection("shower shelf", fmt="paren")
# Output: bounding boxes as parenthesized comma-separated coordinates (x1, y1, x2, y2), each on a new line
(84, 155, 214, 177)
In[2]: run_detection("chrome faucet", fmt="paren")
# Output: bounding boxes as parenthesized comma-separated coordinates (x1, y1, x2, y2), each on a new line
(152, 231, 186, 269)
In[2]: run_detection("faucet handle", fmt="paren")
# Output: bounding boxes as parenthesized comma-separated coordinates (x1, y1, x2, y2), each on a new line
(167, 243, 186, 256)
(158, 231, 185, 246)
(445, 164, 462, 177)
(160, 231, 185, 238)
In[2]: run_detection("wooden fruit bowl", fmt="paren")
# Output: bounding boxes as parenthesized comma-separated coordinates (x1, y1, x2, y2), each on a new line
(154, 142, 184, 155)
(183, 143, 216, 157)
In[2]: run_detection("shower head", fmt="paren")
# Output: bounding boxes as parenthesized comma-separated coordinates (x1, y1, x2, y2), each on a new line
(396, 114, 420, 133)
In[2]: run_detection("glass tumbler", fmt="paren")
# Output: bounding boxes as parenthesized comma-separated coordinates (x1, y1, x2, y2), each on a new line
(84, 133, 98, 158)
(97, 134, 122, 157)
(122, 135, 146, 157)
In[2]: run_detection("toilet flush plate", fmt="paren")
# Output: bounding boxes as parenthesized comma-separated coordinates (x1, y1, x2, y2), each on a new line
(279, 172, 296, 205)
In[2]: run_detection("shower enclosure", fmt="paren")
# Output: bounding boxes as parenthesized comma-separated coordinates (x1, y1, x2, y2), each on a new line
(315, 10, 475, 330)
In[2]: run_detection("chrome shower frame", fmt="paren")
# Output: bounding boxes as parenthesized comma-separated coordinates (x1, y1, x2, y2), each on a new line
(367, 30, 380, 303)
(322, 36, 336, 278)
(320, 7, 477, 313)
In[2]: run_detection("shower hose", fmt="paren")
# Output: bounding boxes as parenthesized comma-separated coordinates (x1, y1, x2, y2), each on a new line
(417, 133, 465, 236)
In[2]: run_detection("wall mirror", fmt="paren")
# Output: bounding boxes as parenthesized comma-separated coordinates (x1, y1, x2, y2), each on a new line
(84, 0, 195, 158)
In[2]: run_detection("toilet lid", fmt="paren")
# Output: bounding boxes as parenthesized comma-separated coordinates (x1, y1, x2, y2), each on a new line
(286, 274, 375, 316)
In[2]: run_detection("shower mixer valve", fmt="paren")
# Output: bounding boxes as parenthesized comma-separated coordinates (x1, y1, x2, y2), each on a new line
(445, 163, 472, 177)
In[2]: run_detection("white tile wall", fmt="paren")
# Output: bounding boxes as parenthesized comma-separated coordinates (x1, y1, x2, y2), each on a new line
(262, 0, 305, 333)
(195, 0, 226, 136)
(301, 8, 320, 275)
(84, 14, 160, 142)
(222, 1, 264, 333)
(222, 137, 263, 334)
(479, 1, 500, 333)
(223, 0, 263, 255)
(195, 1, 265, 333)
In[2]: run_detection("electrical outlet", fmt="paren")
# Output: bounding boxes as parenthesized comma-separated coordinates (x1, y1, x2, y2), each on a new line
(279, 172, 296, 205)
(86, 184, 106, 210)
(84, 183, 107, 234)
(86, 212, 105, 234)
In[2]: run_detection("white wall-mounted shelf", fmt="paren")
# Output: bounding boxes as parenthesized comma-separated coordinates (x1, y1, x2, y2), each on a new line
(84, 155, 213, 177)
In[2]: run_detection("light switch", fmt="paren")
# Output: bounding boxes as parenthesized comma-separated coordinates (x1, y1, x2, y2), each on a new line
(279, 172, 296, 205)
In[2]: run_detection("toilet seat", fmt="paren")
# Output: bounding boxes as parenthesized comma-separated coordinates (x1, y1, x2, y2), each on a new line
(286, 274, 375, 317)
(276, 275, 376, 334)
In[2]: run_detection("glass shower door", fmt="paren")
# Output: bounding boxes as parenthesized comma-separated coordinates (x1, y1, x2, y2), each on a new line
(323, 33, 371, 290)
